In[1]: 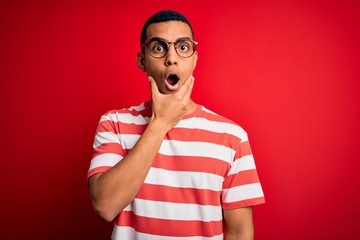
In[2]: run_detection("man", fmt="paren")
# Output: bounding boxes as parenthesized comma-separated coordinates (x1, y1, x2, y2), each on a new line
(88, 10, 265, 240)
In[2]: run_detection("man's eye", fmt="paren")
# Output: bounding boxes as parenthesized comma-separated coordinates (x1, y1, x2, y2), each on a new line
(177, 43, 190, 52)
(152, 44, 165, 53)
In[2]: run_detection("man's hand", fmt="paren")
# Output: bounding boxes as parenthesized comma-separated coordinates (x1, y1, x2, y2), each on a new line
(89, 75, 195, 222)
(149, 75, 194, 131)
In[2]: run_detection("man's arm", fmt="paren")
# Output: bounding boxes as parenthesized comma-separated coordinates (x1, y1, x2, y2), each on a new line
(223, 207, 254, 240)
(88, 76, 194, 222)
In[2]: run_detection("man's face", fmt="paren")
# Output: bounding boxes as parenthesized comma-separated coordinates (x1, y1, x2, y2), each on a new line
(137, 21, 198, 95)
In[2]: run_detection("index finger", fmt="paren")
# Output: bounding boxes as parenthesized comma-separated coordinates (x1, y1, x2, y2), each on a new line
(176, 75, 194, 98)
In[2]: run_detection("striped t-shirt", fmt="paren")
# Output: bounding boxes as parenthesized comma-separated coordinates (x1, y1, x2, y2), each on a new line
(88, 101, 265, 240)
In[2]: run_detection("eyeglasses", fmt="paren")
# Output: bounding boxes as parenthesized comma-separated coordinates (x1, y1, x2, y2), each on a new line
(141, 37, 198, 58)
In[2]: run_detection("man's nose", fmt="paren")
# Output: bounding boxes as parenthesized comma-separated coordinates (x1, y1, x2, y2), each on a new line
(165, 44, 178, 66)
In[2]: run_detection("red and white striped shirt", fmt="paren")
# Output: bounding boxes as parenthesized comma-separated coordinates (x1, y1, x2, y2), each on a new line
(88, 102, 265, 240)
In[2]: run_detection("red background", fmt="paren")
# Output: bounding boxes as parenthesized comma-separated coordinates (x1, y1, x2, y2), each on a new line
(1, 0, 359, 239)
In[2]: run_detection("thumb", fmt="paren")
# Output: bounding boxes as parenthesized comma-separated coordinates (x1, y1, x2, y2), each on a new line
(148, 76, 159, 97)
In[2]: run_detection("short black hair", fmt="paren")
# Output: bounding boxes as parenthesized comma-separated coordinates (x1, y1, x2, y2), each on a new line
(140, 10, 194, 47)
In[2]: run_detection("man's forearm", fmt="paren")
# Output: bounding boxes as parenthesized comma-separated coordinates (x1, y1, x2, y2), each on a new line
(89, 75, 195, 222)
(89, 119, 169, 221)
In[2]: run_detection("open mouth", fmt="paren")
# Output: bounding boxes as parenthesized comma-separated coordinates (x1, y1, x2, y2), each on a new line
(166, 74, 180, 86)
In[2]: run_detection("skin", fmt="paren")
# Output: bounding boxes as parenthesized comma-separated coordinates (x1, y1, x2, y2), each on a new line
(137, 21, 198, 115)
(89, 20, 254, 239)
(224, 207, 254, 240)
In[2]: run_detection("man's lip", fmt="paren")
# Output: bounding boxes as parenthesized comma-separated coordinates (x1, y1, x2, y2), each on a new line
(164, 72, 180, 83)
(164, 72, 180, 81)
(164, 72, 180, 91)
(165, 78, 180, 91)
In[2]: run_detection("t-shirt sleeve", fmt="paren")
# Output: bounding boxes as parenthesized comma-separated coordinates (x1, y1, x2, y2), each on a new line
(87, 112, 126, 178)
(221, 137, 265, 209)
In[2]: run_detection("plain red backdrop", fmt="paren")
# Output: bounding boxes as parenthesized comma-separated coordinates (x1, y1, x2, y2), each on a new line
(1, 0, 359, 239)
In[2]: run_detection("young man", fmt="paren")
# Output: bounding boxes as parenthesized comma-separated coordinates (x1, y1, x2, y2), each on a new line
(88, 10, 265, 240)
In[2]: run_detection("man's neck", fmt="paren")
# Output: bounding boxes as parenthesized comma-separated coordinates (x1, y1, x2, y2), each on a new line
(185, 99, 198, 115)
(148, 99, 197, 115)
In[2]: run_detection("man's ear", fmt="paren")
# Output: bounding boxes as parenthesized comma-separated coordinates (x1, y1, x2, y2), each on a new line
(192, 51, 198, 70)
(136, 52, 146, 72)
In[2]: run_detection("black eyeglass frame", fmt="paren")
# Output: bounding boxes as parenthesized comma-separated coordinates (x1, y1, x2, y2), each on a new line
(141, 37, 198, 58)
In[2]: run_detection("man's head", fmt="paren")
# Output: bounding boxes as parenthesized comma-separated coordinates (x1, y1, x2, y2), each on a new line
(140, 10, 195, 48)
(137, 10, 198, 95)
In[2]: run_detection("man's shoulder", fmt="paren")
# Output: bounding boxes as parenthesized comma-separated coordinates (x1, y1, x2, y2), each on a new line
(197, 105, 238, 125)
(100, 102, 150, 122)
(196, 105, 249, 140)
(105, 102, 146, 114)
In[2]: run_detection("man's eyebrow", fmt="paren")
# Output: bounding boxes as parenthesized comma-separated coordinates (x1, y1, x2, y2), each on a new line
(174, 37, 192, 43)
(147, 36, 192, 43)
(147, 37, 167, 43)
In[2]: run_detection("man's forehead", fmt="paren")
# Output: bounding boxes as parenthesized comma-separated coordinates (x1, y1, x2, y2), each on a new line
(146, 21, 193, 41)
